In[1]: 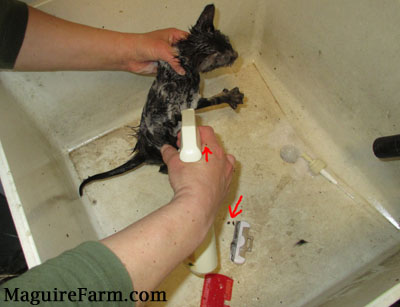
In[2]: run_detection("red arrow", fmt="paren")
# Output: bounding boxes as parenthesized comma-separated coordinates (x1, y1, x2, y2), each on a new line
(202, 146, 213, 162)
(229, 195, 243, 218)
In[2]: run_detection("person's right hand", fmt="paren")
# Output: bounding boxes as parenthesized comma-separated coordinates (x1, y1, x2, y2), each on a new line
(161, 126, 235, 222)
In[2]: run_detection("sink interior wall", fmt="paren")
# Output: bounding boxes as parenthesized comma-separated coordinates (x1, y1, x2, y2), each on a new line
(253, 0, 400, 226)
(0, 0, 399, 306)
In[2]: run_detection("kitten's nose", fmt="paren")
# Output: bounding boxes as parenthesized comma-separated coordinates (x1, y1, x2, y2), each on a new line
(229, 51, 238, 64)
(224, 51, 238, 65)
(232, 51, 238, 60)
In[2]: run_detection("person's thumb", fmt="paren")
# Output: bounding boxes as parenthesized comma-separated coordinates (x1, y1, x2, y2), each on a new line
(161, 144, 178, 165)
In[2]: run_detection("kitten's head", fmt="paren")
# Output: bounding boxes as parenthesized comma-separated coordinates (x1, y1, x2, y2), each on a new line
(177, 4, 238, 73)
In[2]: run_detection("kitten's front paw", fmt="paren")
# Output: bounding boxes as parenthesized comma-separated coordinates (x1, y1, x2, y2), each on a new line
(225, 87, 244, 109)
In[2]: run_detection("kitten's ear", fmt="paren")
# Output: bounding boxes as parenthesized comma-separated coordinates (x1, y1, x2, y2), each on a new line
(194, 4, 215, 32)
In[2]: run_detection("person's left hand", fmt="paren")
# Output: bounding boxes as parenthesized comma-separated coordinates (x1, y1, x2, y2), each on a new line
(125, 28, 188, 75)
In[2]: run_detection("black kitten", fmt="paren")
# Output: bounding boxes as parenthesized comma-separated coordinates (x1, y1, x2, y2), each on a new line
(79, 4, 244, 196)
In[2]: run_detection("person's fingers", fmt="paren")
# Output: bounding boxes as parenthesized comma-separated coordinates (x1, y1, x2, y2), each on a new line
(161, 144, 178, 165)
(169, 60, 186, 75)
(171, 46, 179, 57)
(176, 131, 181, 148)
(198, 126, 217, 145)
(164, 30, 187, 75)
(168, 29, 189, 44)
(162, 47, 185, 75)
(153, 28, 188, 44)
(226, 154, 236, 166)
(147, 29, 184, 49)
(225, 154, 236, 178)
(198, 126, 223, 158)
(154, 44, 184, 75)
(133, 32, 186, 75)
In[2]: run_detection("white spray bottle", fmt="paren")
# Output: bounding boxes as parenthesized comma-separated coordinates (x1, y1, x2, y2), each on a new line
(179, 108, 218, 275)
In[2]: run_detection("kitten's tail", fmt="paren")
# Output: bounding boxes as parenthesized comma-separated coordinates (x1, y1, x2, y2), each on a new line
(79, 153, 146, 196)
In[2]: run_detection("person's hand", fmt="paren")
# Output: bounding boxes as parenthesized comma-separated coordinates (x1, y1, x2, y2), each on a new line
(13, 7, 188, 74)
(102, 127, 235, 295)
(125, 28, 188, 75)
(161, 126, 235, 220)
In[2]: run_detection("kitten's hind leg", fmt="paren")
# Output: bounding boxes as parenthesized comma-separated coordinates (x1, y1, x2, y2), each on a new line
(196, 87, 244, 110)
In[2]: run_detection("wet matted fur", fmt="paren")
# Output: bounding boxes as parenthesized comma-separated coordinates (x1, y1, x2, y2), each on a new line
(79, 4, 244, 196)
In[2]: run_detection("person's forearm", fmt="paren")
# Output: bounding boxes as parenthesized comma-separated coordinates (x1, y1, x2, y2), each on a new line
(102, 127, 234, 305)
(14, 6, 133, 71)
(101, 195, 213, 299)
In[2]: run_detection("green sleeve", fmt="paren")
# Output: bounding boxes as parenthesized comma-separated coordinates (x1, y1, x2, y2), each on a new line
(0, 241, 135, 306)
(0, 0, 29, 69)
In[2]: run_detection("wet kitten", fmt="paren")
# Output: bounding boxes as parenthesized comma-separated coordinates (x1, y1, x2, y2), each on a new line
(79, 4, 244, 196)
